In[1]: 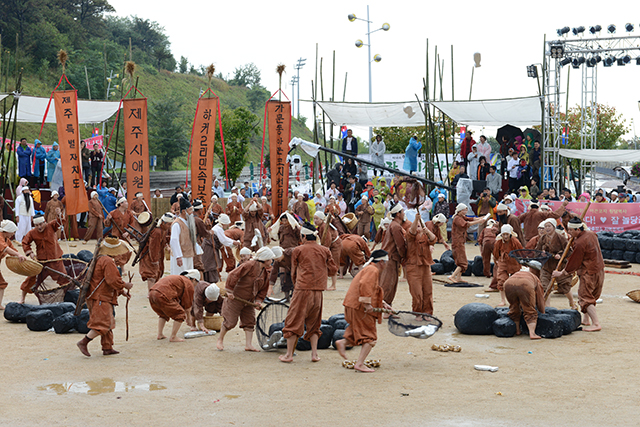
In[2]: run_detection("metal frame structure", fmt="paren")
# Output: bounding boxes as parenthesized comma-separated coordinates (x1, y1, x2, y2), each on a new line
(542, 31, 640, 192)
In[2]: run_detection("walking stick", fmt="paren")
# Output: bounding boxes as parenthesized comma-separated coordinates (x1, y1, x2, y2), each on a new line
(126, 272, 133, 341)
(544, 201, 592, 301)
(98, 198, 139, 256)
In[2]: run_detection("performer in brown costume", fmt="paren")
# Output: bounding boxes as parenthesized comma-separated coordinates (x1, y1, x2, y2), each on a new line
(292, 193, 310, 222)
(84, 191, 104, 242)
(504, 270, 546, 340)
(518, 200, 566, 242)
(379, 204, 407, 306)
(225, 194, 243, 224)
(216, 246, 275, 351)
(189, 281, 223, 332)
(479, 219, 499, 283)
(268, 246, 294, 300)
(76, 237, 133, 357)
(405, 216, 437, 314)
(243, 199, 268, 250)
(149, 269, 197, 342)
(220, 221, 244, 273)
(426, 214, 450, 250)
(338, 234, 371, 279)
(493, 224, 524, 306)
(260, 196, 273, 225)
(0, 220, 27, 308)
(279, 224, 338, 363)
(211, 214, 241, 274)
(105, 197, 135, 239)
(553, 217, 604, 331)
(314, 211, 342, 291)
(275, 213, 300, 249)
(496, 203, 525, 246)
(536, 218, 576, 309)
(449, 203, 488, 283)
(19, 214, 68, 304)
(44, 190, 65, 239)
(139, 213, 174, 292)
(335, 250, 391, 373)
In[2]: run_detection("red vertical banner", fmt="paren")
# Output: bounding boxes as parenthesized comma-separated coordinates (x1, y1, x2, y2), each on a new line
(53, 90, 89, 215)
(267, 100, 291, 219)
(123, 98, 150, 206)
(190, 96, 218, 209)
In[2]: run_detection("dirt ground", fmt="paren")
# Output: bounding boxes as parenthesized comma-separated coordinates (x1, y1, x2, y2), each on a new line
(1, 241, 639, 427)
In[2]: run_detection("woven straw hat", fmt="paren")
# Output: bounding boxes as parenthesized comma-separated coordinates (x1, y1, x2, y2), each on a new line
(5, 256, 43, 276)
(98, 237, 130, 257)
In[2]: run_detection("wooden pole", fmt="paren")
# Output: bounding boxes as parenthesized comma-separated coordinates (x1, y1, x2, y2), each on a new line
(342, 72, 348, 102)
(84, 65, 92, 100)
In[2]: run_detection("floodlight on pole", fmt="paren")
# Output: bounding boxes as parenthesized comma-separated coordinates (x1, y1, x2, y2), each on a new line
(557, 26, 570, 36)
(589, 25, 602, 34)
(349, 5, 389, 143)
(608, 24, 616, 33)
(572, 26, 585, 35)
(625, 23, 634, 32)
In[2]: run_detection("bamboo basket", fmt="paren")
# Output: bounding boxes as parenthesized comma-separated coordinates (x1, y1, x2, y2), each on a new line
(342, 213, 358, 231)
(5, 256, 43, 276)
(627, 290, 640, 303)
(203, 314, 223, 331)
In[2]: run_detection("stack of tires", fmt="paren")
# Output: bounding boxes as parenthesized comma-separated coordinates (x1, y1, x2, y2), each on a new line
(598, 230, 640, 263)
(430, 250, 492, 277)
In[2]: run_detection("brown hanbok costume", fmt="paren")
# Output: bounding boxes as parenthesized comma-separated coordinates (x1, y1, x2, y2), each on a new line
(221, 228, 244, 273)
(518, 206, 564, 242)
(292, 200, 310, 222)
(338, 234, 370, 270)
(342, 263, 384, 346)
(405, 226, 437, 314)
(479, 225, 498, 279)
(138, 226, 168, 281)
(149, 275, 195, 322)
(225, 201, 243, 224)
(105, 208, 135, 239)
(563, 230, 604, 313)
(318, 221, 342, 272)
(191, 280, 223, 322)
(282, 241, 337, 340)
(504, 270, 546, 325)
(493, 236, 523, 291)
(536, 231, 573, 294)
(221, 260, 271, 331)
(278, 223, 300, 249)
(20, 221, 68, 294)
(242, 206, 268, 250)
(379, 217, 407, 305)
(451, 215, 474, 270)
(355, 202, 374, 239)
(269, 247, 295, 297)
(84, 198, 104, 241)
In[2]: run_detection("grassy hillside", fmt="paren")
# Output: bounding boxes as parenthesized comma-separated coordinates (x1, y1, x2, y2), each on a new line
(5, 65, 313, 168)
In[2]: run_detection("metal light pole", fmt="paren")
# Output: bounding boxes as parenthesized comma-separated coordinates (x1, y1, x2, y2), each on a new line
(349, 7, 389, 143)
(294, 58, 306, 119)
(290, 76, 298, 117)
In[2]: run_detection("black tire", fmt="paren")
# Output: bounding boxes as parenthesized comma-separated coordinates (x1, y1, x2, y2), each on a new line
(317, 324, 335, 349)
(26, 310, 54, 332)
(3, 302, 36, 323)
(612, 239, 627, 251)
(36, 302, 76, 319)
(462, 263, 473, 276)
(76, 250, 94, 263)
(430, 263, 445, 275)
(492, 317, 517, 337)
(268, 322, 284, 336)
(440, 256, 456, 273)
(76, 309, 91, 334)
(599, 237, 612, 250)
(53, 312, 78, 334)
(534, 313, 564, 338)
(635, 252, 640, 264)
(296, 337, 311, 351)
(62, 253, 80, 260)
(625, 240, 637, 252)
(611, 250, 625, 261)
(471, 256, 484, 276)
(333, 319, 349, 330)
(623, 251, 636, 263)
(328, 313, 345, 328)
(331, 329, 353, 350)
(441, 250, 453, 259)
(601, 250, 611, 260)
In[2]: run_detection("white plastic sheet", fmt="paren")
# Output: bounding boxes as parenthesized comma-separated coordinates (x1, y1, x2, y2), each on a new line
(1, 94, 120, 124)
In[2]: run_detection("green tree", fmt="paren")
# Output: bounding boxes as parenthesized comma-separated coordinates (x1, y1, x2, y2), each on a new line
(178, 56, 188, 74)
(373, 117, 460, 154)
(229, 63, 261, 88)
(246, 85, 270, 112)
(215, 107, 260, 184)
(149, 95, 189, 170)
(561, 103, 629, 149)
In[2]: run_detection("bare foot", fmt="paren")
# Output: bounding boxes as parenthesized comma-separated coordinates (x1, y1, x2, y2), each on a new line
(216, 340, 224, 351)
(157, 335, 167, 340)
(496, 302, 506, 307)
(530, 334, 542, 340)
(245, 346, 260, 352)
(18, 300, 25, 304)
(354, 364, 375, 373)
(189, 326, 198, 332)
(279, 354, 294, 363)
(326, 287, 336, 291)
(581, 322, 591, 326)
(169, 337, 185, 342)
(584, 325, 601, 332)
(335, 339, 348, 359)
(311, 355, 321, 362)
(0, 305, 4, 310)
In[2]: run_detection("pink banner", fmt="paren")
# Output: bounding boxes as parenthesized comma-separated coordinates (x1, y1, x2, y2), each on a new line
(515, 199, 640, 232)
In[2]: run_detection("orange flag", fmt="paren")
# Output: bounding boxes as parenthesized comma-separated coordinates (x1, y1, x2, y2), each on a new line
(267, 100, 291, 219)
(190, 96, 218, 209)
(123, 98, 150, 206)
(53, 90, 89, 215)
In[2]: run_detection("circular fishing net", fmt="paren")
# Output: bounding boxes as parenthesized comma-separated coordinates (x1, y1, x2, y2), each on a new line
(256, 301, 289, 350)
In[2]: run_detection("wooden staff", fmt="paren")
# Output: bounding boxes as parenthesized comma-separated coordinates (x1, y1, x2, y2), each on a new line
(220, 288, 260, 309)
(97, 198, 139, 256)
(126, 272, 133, 341)
(544, 200, 592, 301)
(74, 238, 103, 316)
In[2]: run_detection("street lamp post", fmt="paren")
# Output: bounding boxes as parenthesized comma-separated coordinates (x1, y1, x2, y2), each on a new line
(349, 6, 389, 144)
(290, 76, 298, 117)
(294, 58, 306, 120)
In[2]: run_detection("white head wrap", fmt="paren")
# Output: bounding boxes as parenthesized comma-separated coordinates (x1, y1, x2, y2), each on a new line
(432, 213, 447, 224)
(116, 197, 127, 207)
(52, 190, 59, 197)
(390, 204, 403, 215)
(314, 211, 325, 221)
(539, 204, 551, 211)
(161, 212, 175, 223)
(205, 284, 220, 301)
(255, 247, 276, 261)
(218, 214, 231, 225)
(0, 220, 18, 233)
(181, 269, 201, 281)
(496, 203, 509, 212)
(271, 246, 283, 258)
(500, 224, 516, 237)
(90, 191, 98, 199)
(33, 215, 46, 225)
(239, 247, 252, 256)
(455, 203, 468, 214)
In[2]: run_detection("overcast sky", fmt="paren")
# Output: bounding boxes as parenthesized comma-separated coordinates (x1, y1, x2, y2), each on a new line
(108, 0, 640, 142)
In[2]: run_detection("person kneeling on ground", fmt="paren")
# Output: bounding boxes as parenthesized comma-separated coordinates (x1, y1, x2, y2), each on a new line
(504, 270, 546, 340)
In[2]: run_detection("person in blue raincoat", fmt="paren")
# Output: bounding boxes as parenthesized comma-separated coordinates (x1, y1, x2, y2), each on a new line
(429, 181, 448, 203)
(33, 140, 47, 188)
(96, 185, 117, 236)
(403, 136, 422, 174)
(16, 138, 32, 179)
(46, 142, 60, 182)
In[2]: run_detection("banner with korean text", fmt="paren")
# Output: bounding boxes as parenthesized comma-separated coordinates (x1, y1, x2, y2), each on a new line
(123, 98, 150, 206)
(267, 101, 291, 219)
(189, 96, 218, 209)
(53, 90, 89, 215)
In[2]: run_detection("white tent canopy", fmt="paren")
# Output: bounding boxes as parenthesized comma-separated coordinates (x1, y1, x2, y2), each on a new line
(1, 94, 120, 124)
(314, 96, 542, 127)
(559, 149, 640, 163)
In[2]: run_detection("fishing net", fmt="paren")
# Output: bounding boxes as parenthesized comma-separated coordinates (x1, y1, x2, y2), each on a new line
(256, 301, 289, 350)
(509, 249, 552, 270)
(386, 311, 443, 339)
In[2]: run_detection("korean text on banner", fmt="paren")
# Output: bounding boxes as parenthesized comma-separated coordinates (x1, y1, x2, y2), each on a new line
(53, 90, 89, 215)
(123, 98, 150, 206)
(267, 101, 291, 219)
(190, 96, 218, 209)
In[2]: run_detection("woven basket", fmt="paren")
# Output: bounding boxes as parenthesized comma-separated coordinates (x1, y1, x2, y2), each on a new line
(627, 290, 640, 303)
(5, 256, 43, 276)
(342, 213, 358, 231)
(203, 314, 223, 331)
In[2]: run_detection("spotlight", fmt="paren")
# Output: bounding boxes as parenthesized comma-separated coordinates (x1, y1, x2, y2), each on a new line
(604, 56, 615, 66)
(355, 39, 363, 48)
(373, 54, 382, 63)
(557, 26, 570, 36)
(623, 55, 631, 64)
(527, 65, 538, 78)
(560, 57, 572, 67)
(625, 23, 634, 32)
(550, 43, 564, 58)
(608, 24, 616, 33)
(381, 23, 390, 31)
(348, 14, 357, 22)
(586, 58, 596, 67)
(589, 25, 602, 34)
(636, 57, 640, 65)
(617, 58, 625, 66)
(571, 57, 586, 68)
(572, 26, 585, 35)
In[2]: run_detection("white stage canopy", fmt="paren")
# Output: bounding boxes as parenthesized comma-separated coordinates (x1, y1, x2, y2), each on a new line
(315, 96, 541, 127)
(559, 149, 640, 163)
(1, 94, 120, 124)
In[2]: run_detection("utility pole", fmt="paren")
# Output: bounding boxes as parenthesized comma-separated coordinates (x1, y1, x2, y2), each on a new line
(290, 75, 298, 117)
(294, 57, 306, 119)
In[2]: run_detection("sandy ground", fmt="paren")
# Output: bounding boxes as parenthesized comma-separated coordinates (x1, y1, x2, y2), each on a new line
(1, 241, 640, 427)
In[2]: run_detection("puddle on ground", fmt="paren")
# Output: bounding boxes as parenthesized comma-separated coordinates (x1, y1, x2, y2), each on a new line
(38, 378, 166, 395)
(224, 394, 240, 399)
